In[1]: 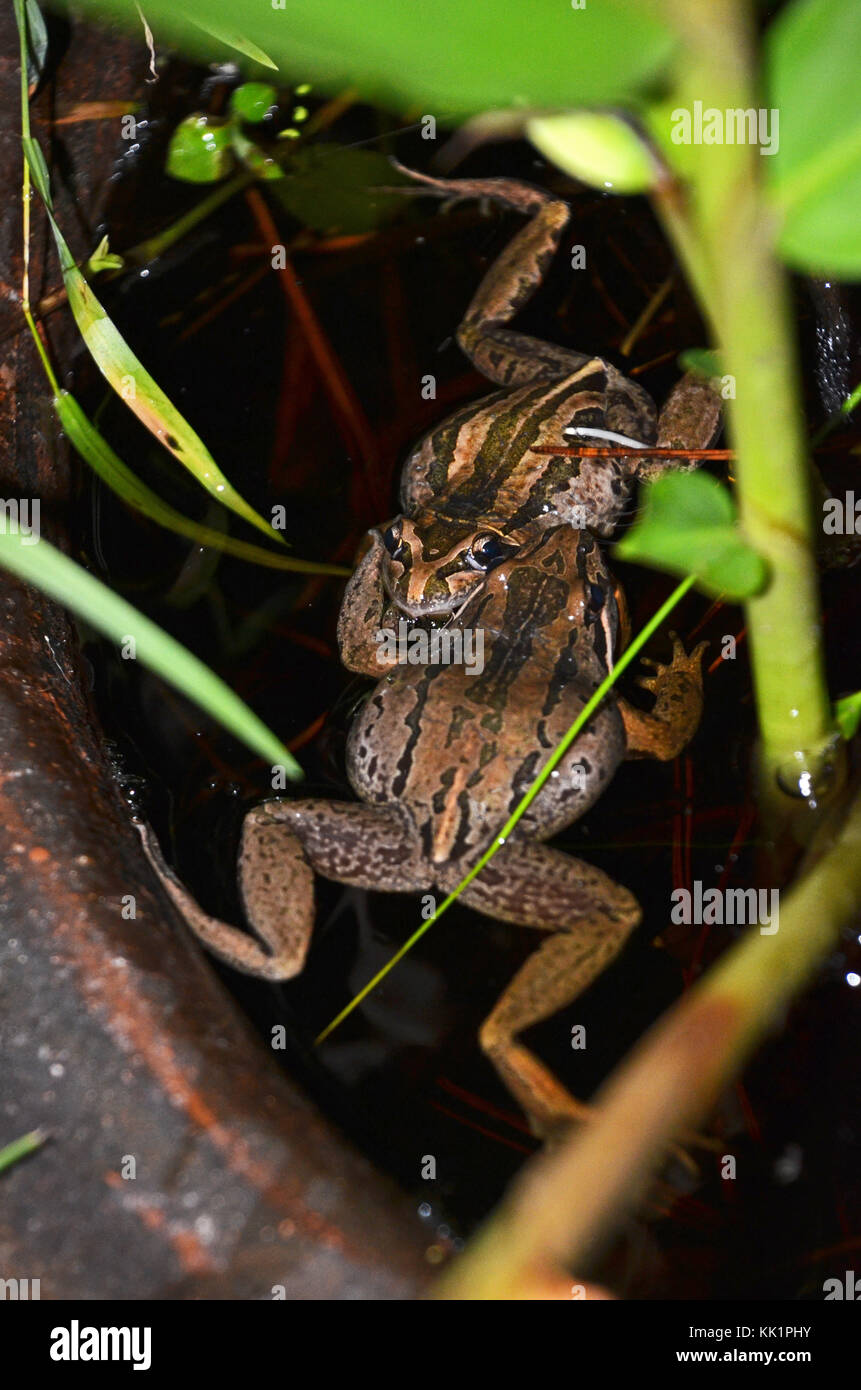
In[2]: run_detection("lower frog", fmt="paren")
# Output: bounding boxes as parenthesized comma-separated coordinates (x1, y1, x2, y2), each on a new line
(139, 525, 705, 1139)
(338, 165, 721, 677)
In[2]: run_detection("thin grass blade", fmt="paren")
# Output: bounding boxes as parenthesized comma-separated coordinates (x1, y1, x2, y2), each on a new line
(0, 529, 302, 777)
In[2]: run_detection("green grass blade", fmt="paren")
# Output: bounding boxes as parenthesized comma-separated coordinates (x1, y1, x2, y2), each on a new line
(187, 17, 278, 70)
(18, 126, 282, 547)
(0, 1129, 46, 1175)
(0, 529, 302, 778)
(315, 576, 695, 1044)
(57, 391, 349, 577)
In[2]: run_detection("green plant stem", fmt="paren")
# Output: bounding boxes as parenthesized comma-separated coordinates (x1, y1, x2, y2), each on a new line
(123, 170, 257, 266)
(435, 781, 861, 1298)
(652, 0, 835, 798)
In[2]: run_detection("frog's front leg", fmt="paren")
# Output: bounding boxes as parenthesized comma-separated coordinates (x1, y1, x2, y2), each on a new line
(636, 373, 722, 481)
(619, 634, 707, 761)
(137, 801, 431, 981)
(394, 163, 593, 387)
(337, 528, 402, 676)
(450, 841, 641, 1138)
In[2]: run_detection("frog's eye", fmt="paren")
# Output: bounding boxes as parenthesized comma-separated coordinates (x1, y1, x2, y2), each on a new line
(382, 525, 406, 563)
(584, 582, 607, 625)
(466, 533, 512, 572)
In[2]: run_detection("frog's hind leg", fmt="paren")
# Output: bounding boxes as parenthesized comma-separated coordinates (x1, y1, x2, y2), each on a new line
(137, 802, 430, 982)
(394, 162, 592, 387)
(454, 841, 641, 1138)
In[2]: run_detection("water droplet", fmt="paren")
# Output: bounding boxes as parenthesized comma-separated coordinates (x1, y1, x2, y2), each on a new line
(847, 972, 860, 988)
(775, 737, 841, 802)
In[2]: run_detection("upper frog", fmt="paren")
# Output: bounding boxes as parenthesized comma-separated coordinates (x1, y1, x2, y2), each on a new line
(338, 165, 720, 669)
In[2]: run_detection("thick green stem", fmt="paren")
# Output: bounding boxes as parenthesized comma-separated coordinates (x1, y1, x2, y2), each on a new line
(654, 0, 836, 799)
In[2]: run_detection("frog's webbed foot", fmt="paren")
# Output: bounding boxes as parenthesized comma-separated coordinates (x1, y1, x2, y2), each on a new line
(636, 372, 723, 482)
(390, 161, 592, 388)
(337, 529, 401, 677)
(620, 634, 707, 761)
(137, 802, 430, 981)
(453, 841, 641, 1140)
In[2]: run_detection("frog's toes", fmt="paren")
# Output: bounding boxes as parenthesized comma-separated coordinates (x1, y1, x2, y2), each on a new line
(638, 636, 707, 690)
(667, 632, 708, 670)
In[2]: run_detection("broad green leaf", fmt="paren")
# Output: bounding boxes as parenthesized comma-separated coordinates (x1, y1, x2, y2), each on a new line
(0, 529, 302, 776)
(615, 472, 769, 599)
(64, 0, 676, 117)
(766, 0, 861, 278)
(273, 145, 409, 235)
(528, 112, 656, 194)
(56, 391, 349, 577)
(230, 82, 278, 123)
(835, 691, 861, 741)
(166, 113, 236, 183)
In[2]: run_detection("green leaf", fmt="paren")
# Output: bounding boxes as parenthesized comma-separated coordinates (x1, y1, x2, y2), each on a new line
(766, 0, 861, 278)
(187, 17, 278, 71)
(22, 132, 50, 202)
(230, 82, 278, 123)
(527, 112, 656, 194)
(678, 347, 723, 379)
(0, 529, 302, 777)
(86, 234, 125, 275)
(272, 145, 409, 235)
(66, 0, 676, 118)
(166, 114, 236, 184)
(56, 391, 349, 577)
(24, 0, 47, 90)
(615, 472, 769, 599)
(835, 690, 861, 741)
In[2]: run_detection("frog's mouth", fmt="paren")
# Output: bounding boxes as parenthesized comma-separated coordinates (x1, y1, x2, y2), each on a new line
(383, 569, 478, 625)
(381, 558, 477, 620)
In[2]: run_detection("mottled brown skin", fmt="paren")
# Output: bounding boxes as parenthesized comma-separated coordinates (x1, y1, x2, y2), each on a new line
(337, 165, 722, 675)
(141, 528, 706, 1139)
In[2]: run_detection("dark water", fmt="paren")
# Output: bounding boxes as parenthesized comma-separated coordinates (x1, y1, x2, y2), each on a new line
(76, 70, 861, 1297)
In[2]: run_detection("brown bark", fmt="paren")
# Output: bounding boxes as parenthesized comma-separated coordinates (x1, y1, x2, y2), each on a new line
(0, 11, 426, 1299)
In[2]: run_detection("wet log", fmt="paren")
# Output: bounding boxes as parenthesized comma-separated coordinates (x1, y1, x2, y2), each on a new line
(0, 10, 427, 1299)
